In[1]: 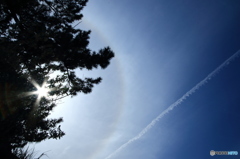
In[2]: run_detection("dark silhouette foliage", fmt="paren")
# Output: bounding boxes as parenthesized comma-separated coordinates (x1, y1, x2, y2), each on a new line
(0, 0, 114, 158)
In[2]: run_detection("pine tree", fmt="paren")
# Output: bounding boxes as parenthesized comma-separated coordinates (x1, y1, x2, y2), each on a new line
(0, 0, 114, 158)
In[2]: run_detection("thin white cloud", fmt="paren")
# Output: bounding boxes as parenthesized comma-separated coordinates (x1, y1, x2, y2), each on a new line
(104, 50, 240, 159)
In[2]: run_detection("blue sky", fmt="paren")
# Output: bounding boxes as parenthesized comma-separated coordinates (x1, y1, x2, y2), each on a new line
(32, 0, 240, 159)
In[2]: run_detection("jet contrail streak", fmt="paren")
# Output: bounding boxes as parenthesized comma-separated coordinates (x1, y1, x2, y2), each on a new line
(105, 50, 240, 159)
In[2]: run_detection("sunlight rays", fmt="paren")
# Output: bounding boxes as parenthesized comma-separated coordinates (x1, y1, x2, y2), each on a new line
(30, 78, 51, 107)
(31, 79, 49, 98)
(19, 77, 55, 107)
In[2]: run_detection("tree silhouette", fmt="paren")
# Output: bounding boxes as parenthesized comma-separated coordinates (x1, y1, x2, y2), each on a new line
(0, 0, 114, 158)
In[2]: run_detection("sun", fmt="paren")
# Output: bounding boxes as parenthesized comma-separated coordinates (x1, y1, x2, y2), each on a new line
(36, 86, 49, 98)
(31, 79, 50, 99)
(29, 78, 53, 104)
(19, 77, 57, 106)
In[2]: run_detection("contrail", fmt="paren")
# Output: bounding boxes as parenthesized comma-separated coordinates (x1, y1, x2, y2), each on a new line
(105, 50, 240, 159)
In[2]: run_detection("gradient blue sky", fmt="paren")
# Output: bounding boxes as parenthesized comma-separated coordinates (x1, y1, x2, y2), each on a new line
(32, 0, 240, 159)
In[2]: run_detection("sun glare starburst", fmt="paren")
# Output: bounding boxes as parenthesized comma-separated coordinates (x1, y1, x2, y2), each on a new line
(31, 79, 50, 99)
(19, 77, 58, 107)
(23, 78, 54, 106)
